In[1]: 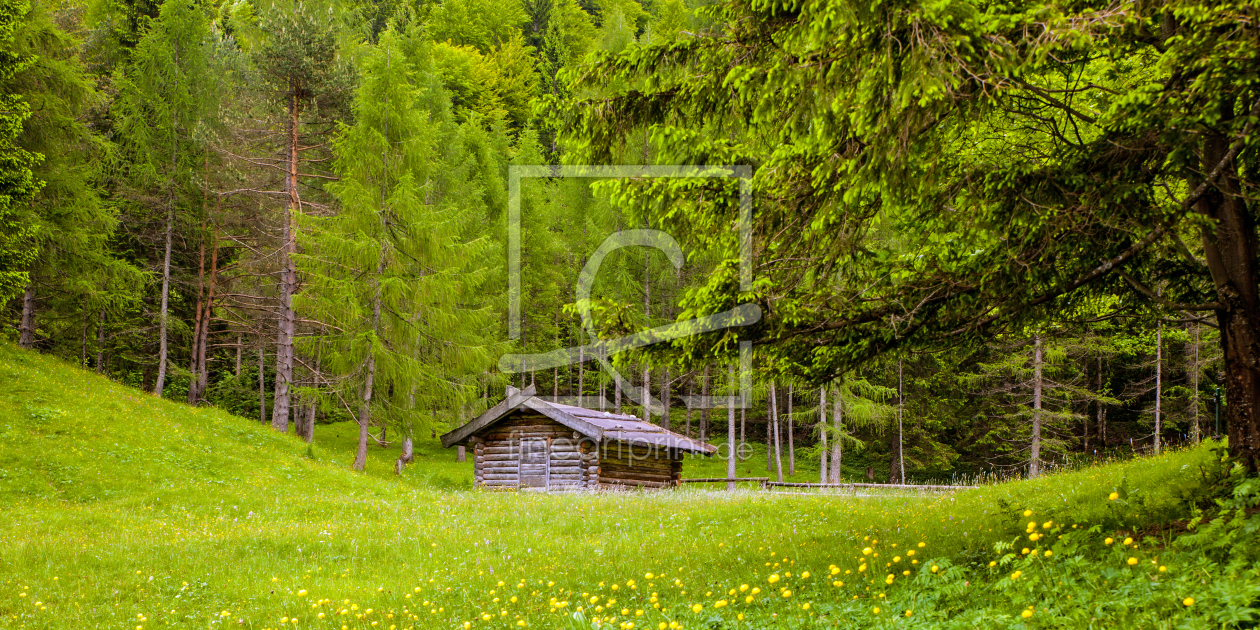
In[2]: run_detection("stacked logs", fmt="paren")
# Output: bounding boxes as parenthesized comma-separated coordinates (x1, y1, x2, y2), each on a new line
(580, 439, 598, 488)
(595, 442, 683, 489)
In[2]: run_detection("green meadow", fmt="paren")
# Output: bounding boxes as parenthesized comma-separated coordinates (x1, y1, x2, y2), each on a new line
(2, 343, 1258, 629)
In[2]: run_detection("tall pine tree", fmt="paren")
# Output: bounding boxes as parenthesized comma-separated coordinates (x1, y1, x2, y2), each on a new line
(256, 2, 349, 432)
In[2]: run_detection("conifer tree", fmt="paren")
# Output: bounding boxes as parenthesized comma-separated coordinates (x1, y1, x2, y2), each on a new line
(300, 26, 495, 471)
(6, 0, 142, 361)
(256, 3, 349, 432)
(114, 0, 214, 396)
(0, 0, 40, 306)
(968, 332, 1117, 476)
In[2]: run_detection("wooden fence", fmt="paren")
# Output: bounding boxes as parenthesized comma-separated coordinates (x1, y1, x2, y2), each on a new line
(675, 479, 975, 493)
(766, 482, 976, 492)
(678, 477, 770, 489)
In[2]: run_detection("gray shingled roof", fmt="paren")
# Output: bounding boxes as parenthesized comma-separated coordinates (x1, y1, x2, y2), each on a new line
(440, 386, 717, 454)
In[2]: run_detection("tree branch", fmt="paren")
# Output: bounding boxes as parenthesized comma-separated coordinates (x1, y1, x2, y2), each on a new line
(1117, 270, 1222, 311)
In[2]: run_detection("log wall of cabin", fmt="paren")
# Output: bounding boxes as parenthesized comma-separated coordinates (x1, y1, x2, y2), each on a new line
(595, 441, 684, 489)
(471, 411, 602, 490)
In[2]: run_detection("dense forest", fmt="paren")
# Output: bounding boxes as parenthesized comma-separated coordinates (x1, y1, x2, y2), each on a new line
(1, 0, 1255, 482)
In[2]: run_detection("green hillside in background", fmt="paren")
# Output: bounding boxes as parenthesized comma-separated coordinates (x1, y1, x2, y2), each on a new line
(2, 343, 1259, 629)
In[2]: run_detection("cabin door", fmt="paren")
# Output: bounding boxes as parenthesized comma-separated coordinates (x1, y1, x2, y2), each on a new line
(518, 437, 550, 488)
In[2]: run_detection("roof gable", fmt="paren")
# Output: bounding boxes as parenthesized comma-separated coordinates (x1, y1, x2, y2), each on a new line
(439, 385, 537, 447)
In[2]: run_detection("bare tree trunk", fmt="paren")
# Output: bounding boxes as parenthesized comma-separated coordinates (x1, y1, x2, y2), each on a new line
(661, 368, 671, 430)
(818, 386, 828, 483)
(187, 225, 218, 405)
(188, 223, 206, 404)
(1085, 354, 1096, 451)
(553, 316, 561, 400)
(195, 224, 219, 403)
(699, 364, 709, 441)
(520, 311, 528, 390)
(685, 379, 693, 437)
(1095, 355, 1104, 452)
(739, 399, 746, 459)
(726, 364, 736, 490)
(299, 340, 320, 443)
(1195, 124, 1260, 472)
(96, 309, 106, 374)
(272, 86, 302, 433)
(80, 309, 88, 367)
(830, 384, 843, 484)
(1101, 404, 1107, 446)
(642, 364, 651, 423)
(302, 398, 316, 442)
(155, 200, 174, 397)
(787, 384, 795, 476)
(155, 45, 180, 397)
(1154, 318, 1163, 454)
(235, 334, 242, 377)
(356, 351, 375, 471)
(766, 383, 774, 472)
(578, 344, 584, 405)
(1190, 323, 1201, 444)
(393, 436, 413, 475)
(896, 360, 905, 483)
(614, 372, 622, 414)
(355, 224, 389, 471)
(770, 380, 783, 482)
(257, 347, 267, 425)
(18, 284, 34, 348)
(1030, 335, 1043, 478)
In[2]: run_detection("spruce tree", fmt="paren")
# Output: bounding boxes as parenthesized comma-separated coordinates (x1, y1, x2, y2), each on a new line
(5, 0, 142, 360)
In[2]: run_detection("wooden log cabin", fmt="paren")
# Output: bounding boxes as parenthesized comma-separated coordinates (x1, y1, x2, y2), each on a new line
(440, 385, 716, 490)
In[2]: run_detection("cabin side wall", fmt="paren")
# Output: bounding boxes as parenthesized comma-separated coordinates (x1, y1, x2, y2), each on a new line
(595, 441, 683, 489)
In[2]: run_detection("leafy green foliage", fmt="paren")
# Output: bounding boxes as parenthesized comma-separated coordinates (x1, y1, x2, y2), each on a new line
(560, 0, 1252, 380)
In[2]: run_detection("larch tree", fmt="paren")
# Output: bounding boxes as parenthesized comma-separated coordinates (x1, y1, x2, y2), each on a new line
(300, 26, 495, 472)
(114, 0, 214, 397)
(824, 375, 895, 483)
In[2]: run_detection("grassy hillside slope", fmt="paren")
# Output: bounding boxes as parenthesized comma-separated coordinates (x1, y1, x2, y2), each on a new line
(1, 343, 1257, 629)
